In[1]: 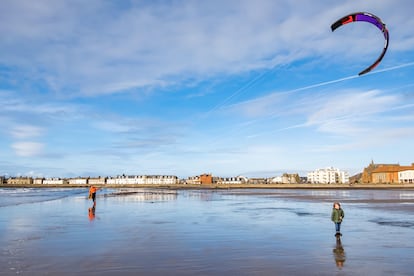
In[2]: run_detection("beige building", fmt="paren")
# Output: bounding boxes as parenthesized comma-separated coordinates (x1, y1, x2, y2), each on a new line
(33, 178, 44, 185)
(88, 177, 106, 185)
(247, 177, 266, 184)
(7, 177, 33, 185)
(270, 173, 300, 184)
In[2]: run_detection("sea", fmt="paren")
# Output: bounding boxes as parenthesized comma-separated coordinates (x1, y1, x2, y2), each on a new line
(1, 187, 414, 275)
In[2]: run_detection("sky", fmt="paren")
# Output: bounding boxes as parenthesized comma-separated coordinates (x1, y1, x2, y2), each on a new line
(1, 0, 414, 179)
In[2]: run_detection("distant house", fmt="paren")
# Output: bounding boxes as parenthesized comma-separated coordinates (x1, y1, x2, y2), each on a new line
(362, 161, 414, 184)
(186, 175, 201, 185)
(282, 173, 300, 184)
(88, 177, 106, 185)
(106, 175, 178, 185)
(68, 177, 88, 185)
(43, 178, 67, 185)
(269, 173, 300, 184)
(307, 167, 349, 184)
(107, 175, 145, 185)
(145, 175, 178, 185)
(33, 178, 45, 185)
(186, 174, 215, 185)
(399, 170, 414, 183)
(200, 174, 213, 185)
(7, 177, 33, 185)
(218, 176, 247, 185)
(270, 176, 283, 183)
(247, 177, 266, 184)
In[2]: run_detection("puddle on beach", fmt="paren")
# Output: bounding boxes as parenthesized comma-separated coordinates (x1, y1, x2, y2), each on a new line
(1, 188, 414, 275)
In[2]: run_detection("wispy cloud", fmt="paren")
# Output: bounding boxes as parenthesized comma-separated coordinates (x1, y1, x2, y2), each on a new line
(305, 90, 399, 133)
(2, 0, 412, 97)
(9, 125, 45, 139)
(11, 142, 45, 157)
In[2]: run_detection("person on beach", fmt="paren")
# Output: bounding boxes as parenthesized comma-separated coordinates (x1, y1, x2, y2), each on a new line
(88, 185, 99, 206)
(331, 202, 345, 236)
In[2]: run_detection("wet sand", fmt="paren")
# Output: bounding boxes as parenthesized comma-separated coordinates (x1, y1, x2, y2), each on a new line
(1, 188, 414, 275)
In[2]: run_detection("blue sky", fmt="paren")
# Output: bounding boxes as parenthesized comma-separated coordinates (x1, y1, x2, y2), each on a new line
(1, 0, 414, 179)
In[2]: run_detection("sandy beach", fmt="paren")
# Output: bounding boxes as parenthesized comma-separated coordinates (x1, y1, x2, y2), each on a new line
(1, 188, 414, 275)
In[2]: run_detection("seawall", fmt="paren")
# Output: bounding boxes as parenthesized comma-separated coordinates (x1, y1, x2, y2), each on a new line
(2, 183, 414, 189)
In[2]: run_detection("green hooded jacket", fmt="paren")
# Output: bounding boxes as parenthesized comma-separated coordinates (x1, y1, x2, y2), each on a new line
(331, 208, 345, 223)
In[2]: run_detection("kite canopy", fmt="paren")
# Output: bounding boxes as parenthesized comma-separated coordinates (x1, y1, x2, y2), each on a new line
(331, 12, 389, 76)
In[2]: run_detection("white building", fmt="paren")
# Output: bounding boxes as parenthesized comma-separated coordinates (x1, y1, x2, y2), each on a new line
(307, 167, 349, 184)
(148, 175, 179, 185)
(399, 170, 414, 183)
(106, 175, 178, 185)
(269, 173, 300, 184)
(218, 176, 247, 185)
(270, 176, 283, 183)
(68, 178, 88, 185)
(186, 175, 201, 185)
(43, 178, 67, 185)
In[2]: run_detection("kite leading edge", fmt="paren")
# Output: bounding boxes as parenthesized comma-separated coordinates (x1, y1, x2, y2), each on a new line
(331, 12, 389, 76)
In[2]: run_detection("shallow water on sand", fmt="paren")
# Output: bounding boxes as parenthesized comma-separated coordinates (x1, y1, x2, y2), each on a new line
(1, 188, 414, 275)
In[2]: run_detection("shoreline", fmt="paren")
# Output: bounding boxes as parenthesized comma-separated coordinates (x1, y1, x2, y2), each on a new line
(2, 183, 414, 189)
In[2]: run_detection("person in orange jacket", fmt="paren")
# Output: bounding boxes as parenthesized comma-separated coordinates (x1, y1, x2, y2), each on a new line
(88, 185, 100, 206)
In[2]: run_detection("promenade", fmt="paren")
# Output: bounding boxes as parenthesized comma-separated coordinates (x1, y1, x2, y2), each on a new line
(2, 183, 414, 189)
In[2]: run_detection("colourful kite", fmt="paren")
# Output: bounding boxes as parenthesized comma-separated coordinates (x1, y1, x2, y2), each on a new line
(331, 12, 389, 76)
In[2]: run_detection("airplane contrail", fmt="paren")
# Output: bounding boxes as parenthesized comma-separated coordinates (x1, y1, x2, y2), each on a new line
(209, 61, 414, 114)
(205, 61, 414, 145)
(369, 61, 414, 75)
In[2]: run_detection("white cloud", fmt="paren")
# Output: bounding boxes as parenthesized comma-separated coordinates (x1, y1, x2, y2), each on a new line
(10, 125, 45, 139)
(12, 142, 45, 157)
(1, 0, 412, 96)
(305, 90, 400, 134)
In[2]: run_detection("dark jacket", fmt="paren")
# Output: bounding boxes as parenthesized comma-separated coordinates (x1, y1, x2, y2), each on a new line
(331, 208, 345, 223)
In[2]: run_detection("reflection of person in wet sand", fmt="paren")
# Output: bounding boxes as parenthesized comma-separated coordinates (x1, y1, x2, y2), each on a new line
(333, 235, 346, 268)
(88, 185, 100, 207)
(88, 206, 96, 221)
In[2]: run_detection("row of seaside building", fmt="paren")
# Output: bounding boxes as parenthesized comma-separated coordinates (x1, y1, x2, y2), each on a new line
(2, 162, 414, 185)
(1, 173, 302, 186)
(306, 162, 414, 184)
(361, 161, 414, 184)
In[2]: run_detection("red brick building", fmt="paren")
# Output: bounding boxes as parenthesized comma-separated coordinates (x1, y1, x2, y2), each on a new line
(200, 174, 213, 185)
(362, 161, 414, 183)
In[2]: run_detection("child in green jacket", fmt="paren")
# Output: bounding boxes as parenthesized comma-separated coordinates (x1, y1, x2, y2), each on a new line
(331, 202, 345, 236)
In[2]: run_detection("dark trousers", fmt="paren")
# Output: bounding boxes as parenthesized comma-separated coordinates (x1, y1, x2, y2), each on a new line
(335, 222, 341, 232)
